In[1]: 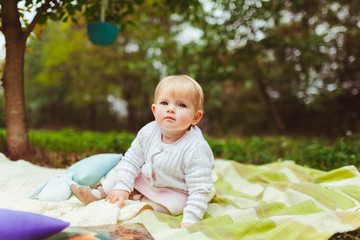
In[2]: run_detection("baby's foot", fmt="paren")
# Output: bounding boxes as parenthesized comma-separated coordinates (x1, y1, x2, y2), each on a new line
(70, 184, 107, 204)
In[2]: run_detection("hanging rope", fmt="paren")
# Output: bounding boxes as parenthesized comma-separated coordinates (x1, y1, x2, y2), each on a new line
(87, 0, 118, 46)
(100, 0, 108, 22)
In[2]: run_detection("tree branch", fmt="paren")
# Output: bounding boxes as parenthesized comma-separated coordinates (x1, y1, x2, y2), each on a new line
(23, 0, 53, 39)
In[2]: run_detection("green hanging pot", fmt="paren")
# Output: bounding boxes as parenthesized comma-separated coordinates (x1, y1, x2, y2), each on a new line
(86, 21, 119, 46)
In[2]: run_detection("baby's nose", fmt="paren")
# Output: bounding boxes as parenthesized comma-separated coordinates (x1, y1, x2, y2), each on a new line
(167, 104, 175, 112)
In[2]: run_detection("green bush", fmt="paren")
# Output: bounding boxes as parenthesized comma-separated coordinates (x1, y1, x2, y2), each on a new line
(0, 128, 135, 167)
(28, 128, 134, 154)
(206, 133, 360, 171)
(0, 129, 6, 151)
(0, 128, 359, 171)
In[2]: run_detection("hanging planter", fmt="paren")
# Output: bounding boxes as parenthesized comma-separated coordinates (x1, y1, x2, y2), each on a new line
(86, 0, 119, 46)
(87, 22, 118, 46)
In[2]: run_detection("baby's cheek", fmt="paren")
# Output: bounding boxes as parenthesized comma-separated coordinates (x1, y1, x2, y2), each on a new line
(177, 113, 193, 125)
(154, 109, 165, 119)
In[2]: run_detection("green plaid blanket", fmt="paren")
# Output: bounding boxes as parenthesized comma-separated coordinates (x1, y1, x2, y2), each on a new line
(124, 159, 360, 240)
(2, 153, 360, 240)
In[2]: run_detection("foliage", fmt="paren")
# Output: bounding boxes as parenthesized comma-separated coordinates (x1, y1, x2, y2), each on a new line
(0, 128, 134, 167)
(0, 87, 4, 128)
(0, 0, 203, 160)
(0, 128, 359, 171)
(24, 5, 189, 132)
(161, 0, 360, 136)
(207, 133, 360, 171)
(19, 0, 360, 137)
(15, 0, 199, 28)
(330, 229, 360, 240)
(27, 129, 134, 154)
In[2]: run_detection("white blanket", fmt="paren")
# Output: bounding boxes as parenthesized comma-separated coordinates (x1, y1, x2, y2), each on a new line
(0, 153, 150, 226)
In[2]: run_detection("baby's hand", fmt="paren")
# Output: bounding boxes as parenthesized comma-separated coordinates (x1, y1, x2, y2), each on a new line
(105, 189, 129, 208)
(180, 222, 192, 228)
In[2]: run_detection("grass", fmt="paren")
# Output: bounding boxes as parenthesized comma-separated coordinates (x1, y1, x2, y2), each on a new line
(330, 230, 360, 240)
(0, 128, 359, 171)
(207, 133, 360, 171)
(0, 128, 134, 167)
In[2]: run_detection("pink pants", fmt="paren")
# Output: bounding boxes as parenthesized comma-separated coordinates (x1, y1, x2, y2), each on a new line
(134, 173, 188, 215)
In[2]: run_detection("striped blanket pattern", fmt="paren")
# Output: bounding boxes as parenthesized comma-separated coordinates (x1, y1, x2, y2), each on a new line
(126, 159, 360, 239)
(2, 153, 360, 239)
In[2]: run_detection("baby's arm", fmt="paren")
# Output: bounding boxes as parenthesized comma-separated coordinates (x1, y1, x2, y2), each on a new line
(109, 126, 147, 205)
(182, 143, 215, 226)
(105, 189, 130, 208)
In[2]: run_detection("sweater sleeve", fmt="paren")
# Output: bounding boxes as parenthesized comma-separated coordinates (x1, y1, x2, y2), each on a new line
(113, 128, 146, 193)
(182, 143, 214, 224)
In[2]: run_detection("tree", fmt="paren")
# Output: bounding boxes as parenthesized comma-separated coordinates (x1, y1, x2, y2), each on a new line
(0, 0, 106, 160)
(24, 3, 199, 133)
(1, 0, 44, 160)
(177, 0, 360, 136)
(0, 0, 200, 160)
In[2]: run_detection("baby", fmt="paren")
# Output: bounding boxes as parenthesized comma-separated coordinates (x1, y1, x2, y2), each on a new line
(71, 75, 215, 228)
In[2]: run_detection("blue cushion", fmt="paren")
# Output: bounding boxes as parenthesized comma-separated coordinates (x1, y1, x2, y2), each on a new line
(66, 153, 122, 186)
(29, 173, 74, 201)
(0, 209, 69, 240)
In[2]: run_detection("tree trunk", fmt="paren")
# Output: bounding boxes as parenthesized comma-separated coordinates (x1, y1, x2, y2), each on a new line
(126, 104, 138, 132)
(1, 0, 31, 160)
(253, 62, 286, 134)
(90, 102, 97, 130)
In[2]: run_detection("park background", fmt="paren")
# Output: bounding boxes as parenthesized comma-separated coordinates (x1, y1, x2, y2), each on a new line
(1, 2, 360, 239)
(0, 0, 359, 171)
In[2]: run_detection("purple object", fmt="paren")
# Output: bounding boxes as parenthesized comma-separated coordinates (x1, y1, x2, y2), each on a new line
(0, 209, 69, 240)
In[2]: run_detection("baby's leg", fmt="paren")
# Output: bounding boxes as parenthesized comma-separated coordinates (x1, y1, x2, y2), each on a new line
(100, 167, 118, 194)
(141, 196, 170, 214)
(91, 167, 118, 198)
(129, 190, 170, 214)
(134, 173, 187, 215)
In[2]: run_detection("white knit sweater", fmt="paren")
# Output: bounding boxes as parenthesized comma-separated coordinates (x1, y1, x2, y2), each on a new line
(113, 121, 215, 224)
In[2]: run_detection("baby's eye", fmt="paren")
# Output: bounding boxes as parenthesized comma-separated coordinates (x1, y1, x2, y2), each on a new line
(160, 101, 168, 105)
(178, 103, 187, 108)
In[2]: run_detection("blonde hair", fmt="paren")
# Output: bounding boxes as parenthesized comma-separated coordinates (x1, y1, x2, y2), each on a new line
(154, 75, 204, 112)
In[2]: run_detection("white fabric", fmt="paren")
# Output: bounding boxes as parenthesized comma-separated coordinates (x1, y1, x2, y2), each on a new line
(0, 153, 150, 226)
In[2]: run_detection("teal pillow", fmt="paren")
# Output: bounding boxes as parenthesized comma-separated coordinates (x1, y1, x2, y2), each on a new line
(0, 209, 69, 240)
(28, 173, 74, 201)
(66, 153, 122, 186)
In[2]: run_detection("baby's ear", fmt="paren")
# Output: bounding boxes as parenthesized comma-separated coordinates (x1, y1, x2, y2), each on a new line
(192, 110, 203, 125)
(151, 104, 156, 116)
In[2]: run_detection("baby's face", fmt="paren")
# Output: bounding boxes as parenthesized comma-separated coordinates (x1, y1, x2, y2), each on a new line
(152, 85, 198, 136)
